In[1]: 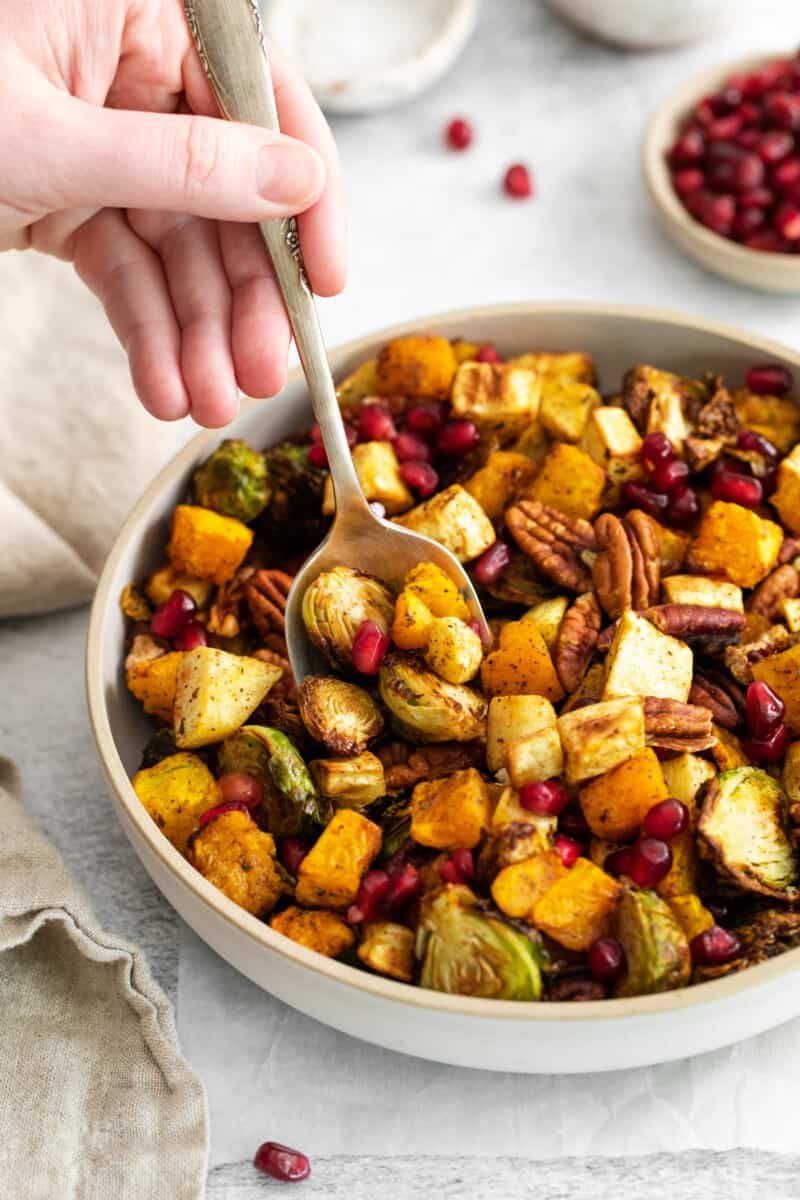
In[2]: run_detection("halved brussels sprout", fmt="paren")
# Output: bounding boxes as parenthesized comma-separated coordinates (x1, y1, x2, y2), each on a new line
(256, 441, 328, 558)
(302, 567, 394, 670)
(698, 767, 799, 900)
(310, 751, 386, 807)
(217, 724, 328, 835)
(378, 653, 487, 744)
(415, 885, 543, 1000)
(358, 921, 415, 982)
(615, 889, 691, 997)
(192, 438, 270, 523)
(298, 676, 384, 755)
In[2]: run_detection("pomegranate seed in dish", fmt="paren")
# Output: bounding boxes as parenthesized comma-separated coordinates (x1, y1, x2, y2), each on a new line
(503, 163, 532, 199)
(280, 838, 308, 875)
(665, 484, 700, 527)
(711, 470, 763, 508)
(650, 458, 689, 494)
(392, 432, 432, 463)
(605, 848, 634, 877)
(473, 541, 512, 585)
(400, 460, 439, 496)
(745, 362, 793, 394)
(253, 1142, 311, 1183)
(475, 344, 503, 363)
(436, 419, 480, 457)
(774, 202, 800, 240)
(742, 723, 789, 764)
(172, 620, 208, 651)
(690, 927, 741, 966)
(451, 848, 475, 881)
(150, 589, 195, 638)
(198, 801, 251, 826)
(357, 403, 396, 443)
(640, 431, 674, 472)
(519, 781, 571, 816)
(672, 168, 704, 199)
(737, 428, 778, 458)
(308, 442, 328, 468)
(668, 128, 705, 166)
(405, 402, 446, 435)
(746, 680, 786, 738)
(643, 799, 689, 841)
(219, 772, 263, 809)
(554, 835, 581, 868)
(628, 838, 673, 887)
(765, 92, 800, 130)
(351, 620, 390, 675)
(445, 117, 473, 150)
(621, 482, 669, 516)
(588, 937, 626, 982)
(758, 130, 795, 164)
(347, 870, 391, 925)
(384, 863, 421, 913)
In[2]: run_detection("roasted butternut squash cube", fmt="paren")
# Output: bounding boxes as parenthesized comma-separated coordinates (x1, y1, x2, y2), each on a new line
(335, 356, 379, 414)
(752, 643, 800, 734)
(481, 618, 564, 701)
(522, 596, 569, 654)
(525, 443, 606, 521)
(538, 381, 601, 443)
(508, 351, 595, 384)
(463, 451, 536, 519)
(375, 334, 457, 399)
(770, 444, 800, 534)
(733, 389, 800, 455)
(686, 500, 783, 588)
(668, 894, 715, 943)
(168, 504, 254, 585)
(486, 694, 557, 773)
(391, 590, 434, 649)
(508, 728, 565, 787)
(557, 697, 646, 784)
(410, 768, 491, 850)
(661, 574, 743, 612)
(403, 561, 470, 620)
(295, 809, 382, 909)
(187, 809, 284, 917)
(656, 829, 699, 899)
(491, 850, 569, 919)
(649, 518, 690, 576)
(127, 651, 184, 722)
(270, 906, 355, 958)
(532, 858, 622, 951)
(580, 407, 644, 498)
(710, 724, 749, 771)
(603, 609, 694, 703)
(132, 751, 221, 854)
(323, 441, 412, 515)
(144, 564, 214, 609)
(450, 361, 541, 434)
(579, 749, 669, 840)
(395, 484, 496, 562)
(659, 753, 717, 817)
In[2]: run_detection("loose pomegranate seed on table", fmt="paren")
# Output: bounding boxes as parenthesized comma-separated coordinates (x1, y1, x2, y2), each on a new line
(351, 620, 390, 675)
(357, 403, 396, 443)
(643, 798, 689, 841)
(150, 589, 195, 638)
(445, 116, 473, 151)
(588, 937, 627, 983)
(436, 418, 480, 457)
(172, 620, 208, 651)
(745, 362, 793, 395)
(690, 927, 741, 967)
(253, 1141, 311, 1183)
(400, 460, 439, 497)
(746, 680, 786, 738)
(519, 780, 571, 816)
(554, 834, 581, 868)
(473, 540, 513, 586)
(628, 837, 673, 888)
(219, 772, 263, 810)
(503, 163, 532, 199)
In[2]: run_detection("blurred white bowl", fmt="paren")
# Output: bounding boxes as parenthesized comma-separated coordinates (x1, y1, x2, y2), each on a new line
(548, 0, 743, 49)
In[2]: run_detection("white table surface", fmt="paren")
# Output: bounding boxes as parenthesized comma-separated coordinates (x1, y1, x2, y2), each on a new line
(5, 0, 800, 1195)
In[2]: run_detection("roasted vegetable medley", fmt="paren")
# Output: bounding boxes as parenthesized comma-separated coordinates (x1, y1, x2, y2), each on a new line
(122, 333, 800, 1002)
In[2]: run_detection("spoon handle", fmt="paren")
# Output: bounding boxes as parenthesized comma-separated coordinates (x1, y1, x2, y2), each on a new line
(184, 0, 368, 515)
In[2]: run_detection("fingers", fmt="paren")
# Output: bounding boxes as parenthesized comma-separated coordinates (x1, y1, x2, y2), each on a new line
(218, 221, 290, 399)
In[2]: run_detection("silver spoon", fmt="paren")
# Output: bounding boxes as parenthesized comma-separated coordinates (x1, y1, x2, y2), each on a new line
(185, 0, 491, 682)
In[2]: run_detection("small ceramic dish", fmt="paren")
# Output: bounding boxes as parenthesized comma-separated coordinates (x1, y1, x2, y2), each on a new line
(547, 0, 741, 50)
(642, 53, 800, 293)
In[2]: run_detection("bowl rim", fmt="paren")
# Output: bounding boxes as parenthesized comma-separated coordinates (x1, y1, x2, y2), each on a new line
(642, 50, 800, 276)
(87, 299, 800, 1024)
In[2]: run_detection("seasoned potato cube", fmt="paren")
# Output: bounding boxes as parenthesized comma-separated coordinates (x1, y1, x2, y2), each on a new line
(783, 741, 800, 803)
(660, 753, 717, 817)
(508, 351, 595, 383)
(733, 389, 800, 455)
(357, 921, 415, 981)
(603, 609, 693, 703)
(403, 561, 469, 619)
(539, 381, 601, 443)
(557, 697, 646, 784)
(173, 647, 282, 749)
(580, 408, 644, 497)
(686, 500, 783, 588)
(481, 618, 564, 701)
(168, 504, 253, 585)
(491, 850, 569, 919)
(188, 809, 284, 916)
(391, 590, 434, 649)
(270, 906, 355, 958)
(656, 829, 699, 898)
(579, 749, 668, 840)
(132, 751, 221, 854)
(646, 388, 690, 452)
(508, 728, 564, 787)
(463, 451, 536, 519)
(323, 442, 412, 515)
(424, 617, 483, 684)
(770, 444, 800, 534)
(668, 894, 715, 943)
(127, 651, 184, 722)
(781, 597, 800, 633)
(450, 361, 541, 433)
(395, 484, 496, 562)
(661, 574, 743, 612)
(525, 443, 606, 521)
(522, 596, 569, 654)
(710, 724, 749, 771)
(295, 809, 382, 908)
(649, 518, 690, 576)
(752, 643, 800, 734)
(375, 334, 457, 399)
(310, 752, 386, 807)
(532, 858, 622, 951)
(144, 565, 214, 609)
(486, 694, 557, 773)
(410, 768, 491, 850)
(335, 356, 379, 413)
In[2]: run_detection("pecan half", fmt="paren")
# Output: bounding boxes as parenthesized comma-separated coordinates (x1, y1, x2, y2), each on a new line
(724, 625, 800, 684)
(694, 377, 740, 441)
(746, 563, 800, 621)
(378, 741, 485, 792)
(253, 645, 297, 701)
(246, 568, 294, 639)
(506, 500, 596, 592)
(555, 592, 602, 693)
(592, 511, 659, 619)
(779, 537, 800, 565)
(641, 604, 746, 644)
(689, 668, 744, 731)
(643, 696, 716, 753)
(207, 564, 256, 638)
(625, 509, 661, 610)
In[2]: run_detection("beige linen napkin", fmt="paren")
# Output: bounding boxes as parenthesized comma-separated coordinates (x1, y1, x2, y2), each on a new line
(0, 756, 208, 1199)
(0, 251, 190, 618)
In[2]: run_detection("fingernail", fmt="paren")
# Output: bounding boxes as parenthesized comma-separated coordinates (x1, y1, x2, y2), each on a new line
(258, 143, 324, 207)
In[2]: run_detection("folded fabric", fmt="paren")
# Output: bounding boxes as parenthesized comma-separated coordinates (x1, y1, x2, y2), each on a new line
(0, 756, 208, 1200)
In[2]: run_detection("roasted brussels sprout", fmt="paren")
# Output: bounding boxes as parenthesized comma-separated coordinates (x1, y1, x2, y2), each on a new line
(298, 676, 384, 755)
(358, 921, 415, 982)
(302, 567, 394, 671)
(310, 751, 386, 807)
(698, 767, 799, 899)
(138, 727, 182, 770)
(217, 724, 329, 835)
(255, 441, 328, 558)
(192, 438, 270, 523)
(415, 885, 544, 1000)
(378, 653, 487, 744)
(615, 889, 691, 997)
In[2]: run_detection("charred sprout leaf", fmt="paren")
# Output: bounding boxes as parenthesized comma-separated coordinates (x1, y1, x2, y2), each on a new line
(358, 921, 415, 982)
(139, 727, 182, 770)
(298, 676, 384, 755)
(255, 442, 328, 559)
(192, 438, 270, 523)
(310, 751, 386, 807)
(371, 797, 412, 864)
(698, 767, 799, 900)
(378, 653, 487, 744)
(302, 567, 394, 671)
(218, 725, 329, 835)
(615, 889, 691, 997)
(416, 884, 543, 1000)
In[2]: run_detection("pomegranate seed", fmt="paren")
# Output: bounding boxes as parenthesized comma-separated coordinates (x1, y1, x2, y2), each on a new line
(711, 470, 763, 507)
(643, 798, 689, 841)
(650, 458, 689, 494)
(690, 926, 741, 967)
(503, 163, 532, 199)
(280, 837, 308, 874)
(438, 858, 464, 885)
(743, 723, 789, 763)
(761, 465, 779, 496)
(737, 100, 761, 126)
(736, 128, 762, 150)
(691, 190, 736, 236)
(772, 156, 800, 191)
(405, 403, 446, 435)
(775, 202, 800, 240)
(720, 84, 744, 109)
(706, 139, 744, 163)
(347, 869, 391, 924)
(621, 482, 669, 517)
(673, 168, 705, 199)
(765, 92, 800, 129)
(351, 619, 390, 675)
(739, 186, 775, 208)
(358, 403, 397, 443)
(668, 128, 705, 165)
(732, 207, 767, 240)
(437, 419, 480, 458)
(254, 1142, 311, 1183)
(384, 863, 421, 913)
(745, 229, 791, 252)
(475, 344, 503, 363)
(198, 800, 250, 826)
(605, 847, 633, 877)
(446, 116, 473, 150)
(150, 589, 195, 638)
(759, 129, 795, 164)
(400, 460, 439, 497)
(554, 834, 581, 868)
(746, 680, 785, 738)
(745, 362, 793, 395)
(640, 431, 674, 472)
(695, 95, 724, 126)
(308, 442, 328, 468)
(173, 620, 208, 651)
(392, 431, 432, 462)
(473, 540, 512, 586)
(451, 847, 475, 880)
(519, 780, 571, 816)
(557, 805, 590, 839)
(628, 837, 673, 887)
(588, 936, 627, 982)
(706, 113, 743, 141)
(665, 484, 700, 527)
(219, 772, 263, 810)
(738, 426, 779, 457)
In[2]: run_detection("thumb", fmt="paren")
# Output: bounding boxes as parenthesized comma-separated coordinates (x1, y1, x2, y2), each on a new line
(45, 98, 326, 221)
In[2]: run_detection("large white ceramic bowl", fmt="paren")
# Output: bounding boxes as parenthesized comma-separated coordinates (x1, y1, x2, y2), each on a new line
(87, 302, 800, 1074)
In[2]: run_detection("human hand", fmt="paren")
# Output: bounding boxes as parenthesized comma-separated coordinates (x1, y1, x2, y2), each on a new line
(1, 0, 345, 426)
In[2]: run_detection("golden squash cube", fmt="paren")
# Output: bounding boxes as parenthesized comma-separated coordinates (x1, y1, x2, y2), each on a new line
(661, 574, 744, 612)
(391, 590, 434, 650)
(770, 444, 800, 534)
(127, 651, 184, 722)
(323, 441, 413, 515)
(403, 561, 470, 620)
(486, 694, 557, 773)
(508, 351, 595, 383)
(752, 643, 800, 734)
(525, 442, 606, 521)
(132, 751, 221, 855)
(335, 357, 379, 413)
(411, 768, 491, 850)
(649, 518, 690, 576)
(270, 906, 355, 958)
(603, 609, 694, 703)
(295, 810, 382, 909)
(557, 697, 646, 784)
(481, 618, 564, 701)
(539, 381, 601, 443)
(463, 451, 536, 519)
(491, 850, 569, 919)
(668, 894, 715, 943)
(375, 334, 457, 399)
(395, 484, 496, 562)
(733, 390, 800, 455)
(507, 728, 565, 787)
(532, 858, 622, 951)
(579, 748, 669, 840)
(451, 361, 541, 434)
(686, 500, 783, 588)
(168, 504, 254, 585)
